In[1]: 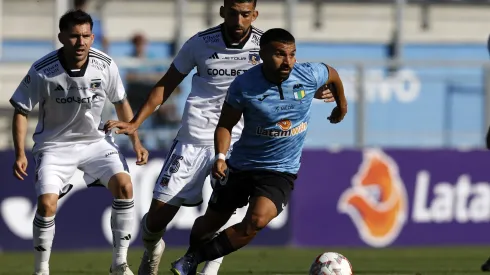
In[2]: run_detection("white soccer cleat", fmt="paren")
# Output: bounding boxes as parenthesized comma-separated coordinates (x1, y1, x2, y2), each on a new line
(33, 271, 49, 275)
(138, 239, 164, 275)
(110, 263, 134, 275)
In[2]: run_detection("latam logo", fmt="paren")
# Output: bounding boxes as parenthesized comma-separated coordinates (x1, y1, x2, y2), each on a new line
(338, 149, 490, 247)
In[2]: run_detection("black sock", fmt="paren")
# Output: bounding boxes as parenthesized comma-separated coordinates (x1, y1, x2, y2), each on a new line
(191, 231, 235, 263)
(186, 232, 215, 255)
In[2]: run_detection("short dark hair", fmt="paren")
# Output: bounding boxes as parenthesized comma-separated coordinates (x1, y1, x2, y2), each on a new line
(259, 28, 295, 48)
(59, 9, 93, 32)
(224, 0, 257, 7)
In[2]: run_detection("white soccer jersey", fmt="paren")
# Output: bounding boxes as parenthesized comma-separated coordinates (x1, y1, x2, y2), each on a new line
(173, 24, 263, 145)
(10, 48, 126, 153)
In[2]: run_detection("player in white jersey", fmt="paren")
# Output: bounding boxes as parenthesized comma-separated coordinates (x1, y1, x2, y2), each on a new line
(104, 1, 334, 274)
(10, 10, 148, 275)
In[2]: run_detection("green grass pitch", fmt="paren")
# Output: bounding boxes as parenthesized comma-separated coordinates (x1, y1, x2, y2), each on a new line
(0, 246, 488, 274)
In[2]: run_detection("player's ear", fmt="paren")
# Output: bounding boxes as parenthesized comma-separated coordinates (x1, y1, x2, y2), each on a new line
(57, 33, 63, 45)
(252, 10, 259, 22)
(219, 6, 225, 18)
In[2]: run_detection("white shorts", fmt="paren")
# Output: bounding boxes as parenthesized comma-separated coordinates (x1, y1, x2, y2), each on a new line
(33, 137, 130, 197)
(153, 139, 223, 207)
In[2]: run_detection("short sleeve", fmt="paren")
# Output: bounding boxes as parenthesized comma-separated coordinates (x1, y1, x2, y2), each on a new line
(172, 36, 197, 75)
(10, 66, 41, 115)
(310, 62, 330, 90)
(225, 78, 244, 111)
(107, 61, 127, 104)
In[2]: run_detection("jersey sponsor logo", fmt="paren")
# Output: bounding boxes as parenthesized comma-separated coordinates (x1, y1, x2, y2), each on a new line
(22, 74, 31, 88)
(258, 94, 270, 102)
(202, 34, 221, 44)
(208, 52, 219, 59)
(55, 94, 101, 104)
(273, 104, 294, 112)
(90, 59, 107, 71)
(207, 68, 247, 77)
(256, 119, 308, 138)
(249, 53, 260, 65)
(42, 63, 60, 75)
(251, 34, 260, 46)
(54, 84, 64, 91)
(221, 56, 247, 61)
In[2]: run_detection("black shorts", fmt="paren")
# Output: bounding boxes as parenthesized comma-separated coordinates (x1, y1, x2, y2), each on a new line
(208, 166, 296, 215)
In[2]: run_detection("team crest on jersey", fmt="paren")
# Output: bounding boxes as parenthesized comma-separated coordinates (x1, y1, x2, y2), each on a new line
(249, 53, 260, 65)
(90, 79, 102, 91)
(293, 84, 305, 100)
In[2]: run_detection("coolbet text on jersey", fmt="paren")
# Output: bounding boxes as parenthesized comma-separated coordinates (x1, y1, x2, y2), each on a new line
(225, 62, 329, 174)
(173, 24, 263, 145)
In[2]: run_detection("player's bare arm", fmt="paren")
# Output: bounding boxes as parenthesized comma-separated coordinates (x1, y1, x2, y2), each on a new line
(104, 64, 187, 135)
(213, 102, 243, 179)
(12, 109, 28, 180)
(113, 98, 149, 165)
(324, 65, 348, 124)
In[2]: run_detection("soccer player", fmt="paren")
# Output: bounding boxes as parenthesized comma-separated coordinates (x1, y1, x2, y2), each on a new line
(104, 1, 334, 274)
(10, 10, 148, 275)
(170, 28, 348, 275)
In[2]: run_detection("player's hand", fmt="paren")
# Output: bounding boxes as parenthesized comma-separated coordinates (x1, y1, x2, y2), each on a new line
(104, 120, 138, 135)
(212, 159, 228, 179)
(314, 84, 335, 103)
(133, 142, 149, 166)
(13, 154, 28, 180)
(328, 105, 348, 124)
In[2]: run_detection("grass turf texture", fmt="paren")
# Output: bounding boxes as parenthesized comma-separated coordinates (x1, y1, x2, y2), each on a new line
(0, 246, 487, 274)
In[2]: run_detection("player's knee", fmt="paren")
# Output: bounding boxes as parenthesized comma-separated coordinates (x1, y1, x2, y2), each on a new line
(37, 194, 58, 217)
(108, 173, 133, 199)
(244, 215, 269, 236)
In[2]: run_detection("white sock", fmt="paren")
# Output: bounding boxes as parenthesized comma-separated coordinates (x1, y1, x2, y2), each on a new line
(141, 213, 166, 252)
(33, 213, 55, 272)
(111, 199, 135, 268)
(201, 257, 224, 275)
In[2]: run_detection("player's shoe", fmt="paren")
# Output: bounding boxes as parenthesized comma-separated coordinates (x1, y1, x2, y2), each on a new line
(170, 255, 198, 275)
(138, 239, 164, 275)
(109, 263, 134, 275)
(481, 257, 490, 271)
(33, 270, 49, 275)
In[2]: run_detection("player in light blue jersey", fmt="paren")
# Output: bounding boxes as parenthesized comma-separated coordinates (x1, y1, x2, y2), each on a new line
(170, 28, 348, 275)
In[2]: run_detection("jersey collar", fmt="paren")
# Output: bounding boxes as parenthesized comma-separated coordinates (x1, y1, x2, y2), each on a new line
(220, 24, 252, 49)
(57, 48, 90, 77)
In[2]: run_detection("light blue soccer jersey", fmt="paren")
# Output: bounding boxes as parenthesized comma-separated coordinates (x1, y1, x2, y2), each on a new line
(225, 62, 329, 174)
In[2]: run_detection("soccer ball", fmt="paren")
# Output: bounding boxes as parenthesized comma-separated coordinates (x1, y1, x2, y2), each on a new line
(309, 252, 353, 275)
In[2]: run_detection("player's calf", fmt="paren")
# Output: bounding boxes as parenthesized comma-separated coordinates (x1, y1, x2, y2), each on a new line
(108, 173, 135, 270)
(188, 207, 234, 252)
(33, 193, 59, 274)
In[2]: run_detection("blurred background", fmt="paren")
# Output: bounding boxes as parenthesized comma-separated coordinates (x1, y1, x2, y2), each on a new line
(1, 0, 490, 273)
(0, 0, 489, 151)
